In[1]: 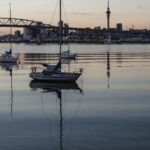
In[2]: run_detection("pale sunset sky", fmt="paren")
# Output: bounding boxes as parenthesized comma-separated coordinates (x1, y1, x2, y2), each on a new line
(0, 0, 150, 29)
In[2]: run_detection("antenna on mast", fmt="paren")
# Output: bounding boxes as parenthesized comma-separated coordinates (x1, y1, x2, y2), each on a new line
(9, 3, 12, 55)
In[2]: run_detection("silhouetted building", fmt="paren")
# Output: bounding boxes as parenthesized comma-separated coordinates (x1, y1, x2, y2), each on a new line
(23, 28, 32, 40)
(14, 30, 21, 38)
(64, 23, 69, 36)
(40, 29, 49, 41)
(116, 23, 123, 31)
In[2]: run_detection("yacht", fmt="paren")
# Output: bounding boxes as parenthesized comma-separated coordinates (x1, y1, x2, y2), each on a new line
(0, 4, 18, 63)
(0, 49, 17, 63)
(61, 45, 76, 59)
(30, 0, 82, 82)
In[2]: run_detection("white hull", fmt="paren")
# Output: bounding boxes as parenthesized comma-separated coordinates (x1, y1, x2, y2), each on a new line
(61, 54, 76, 59)
(0, 54, 17, 63)
(61, 51, 76, 59)
(30, 71, 81, 82)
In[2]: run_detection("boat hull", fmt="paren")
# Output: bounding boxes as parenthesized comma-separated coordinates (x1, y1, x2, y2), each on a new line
(30, 72, 81, 82)
(0, 55, 17, 63)
(61, 52, 76, 59)
(61, 54, 76, 59)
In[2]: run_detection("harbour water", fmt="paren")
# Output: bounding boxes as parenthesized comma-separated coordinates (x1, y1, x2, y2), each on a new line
(0, 44, 150, 150)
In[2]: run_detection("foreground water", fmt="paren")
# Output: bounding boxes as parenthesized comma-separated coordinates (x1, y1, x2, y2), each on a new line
(0, 44, 150, 150)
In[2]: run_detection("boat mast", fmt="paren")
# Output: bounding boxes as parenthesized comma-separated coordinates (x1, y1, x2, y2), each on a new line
(59, 0, 62, 71)
(9, 3, 12, 55)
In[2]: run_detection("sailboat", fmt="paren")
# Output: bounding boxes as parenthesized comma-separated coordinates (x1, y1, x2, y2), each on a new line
(30, 0, 82, 82)
(0, 48, 18, 63)
(0, 3, 18, 63)
(61, 44, 76, 59)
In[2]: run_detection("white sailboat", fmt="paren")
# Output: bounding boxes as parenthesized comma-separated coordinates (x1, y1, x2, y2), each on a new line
(0, 3, 18, 63)
(61, 44, 76, 59)
(30, 0, 82, 82)
(0, 51, 18, 63)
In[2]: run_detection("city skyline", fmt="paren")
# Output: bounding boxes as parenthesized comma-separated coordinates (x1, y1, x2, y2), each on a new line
(0, 0, 150, 30)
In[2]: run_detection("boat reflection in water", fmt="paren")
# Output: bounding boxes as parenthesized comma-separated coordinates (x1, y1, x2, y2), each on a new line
(0, 62, 18, 72)
(29, 80, 83, 150)
(30, 80, 82, 93)
(106, 45, 111, 89)
(0, 63, 18, 119)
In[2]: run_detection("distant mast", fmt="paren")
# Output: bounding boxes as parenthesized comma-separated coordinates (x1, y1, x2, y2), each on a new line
(9, 3, 12, 55)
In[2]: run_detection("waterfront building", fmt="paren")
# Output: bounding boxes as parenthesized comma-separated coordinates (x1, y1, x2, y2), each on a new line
(15, 30, 21, 38)
(116, 23, 123, 31)
(23, 28, 32, 41)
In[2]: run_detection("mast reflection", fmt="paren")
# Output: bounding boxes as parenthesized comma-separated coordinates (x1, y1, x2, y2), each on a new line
(106, 45, 111, 89)
(29, 81, 83, 150)
(0, 63, 18, 119)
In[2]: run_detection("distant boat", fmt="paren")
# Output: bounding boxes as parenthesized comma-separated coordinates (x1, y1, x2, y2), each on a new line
(29, 0, 82, 82)
(61, 50, 76, 59)
(0, 50, 18, 63)
(0, 3, 18, 63)
(61, 44, 76, 59)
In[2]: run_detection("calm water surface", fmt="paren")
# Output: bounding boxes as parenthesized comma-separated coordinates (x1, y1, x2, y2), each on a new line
(0, 44, 150, 150)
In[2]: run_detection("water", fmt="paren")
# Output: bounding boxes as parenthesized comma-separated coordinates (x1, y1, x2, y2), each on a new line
(0, 44, 150, 150)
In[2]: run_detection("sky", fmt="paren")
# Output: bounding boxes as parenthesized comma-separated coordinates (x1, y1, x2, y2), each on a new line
(0, 0, 150, 30)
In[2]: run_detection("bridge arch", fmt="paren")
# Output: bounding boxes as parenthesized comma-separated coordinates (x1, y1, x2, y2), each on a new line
(0, 17, 53, 29)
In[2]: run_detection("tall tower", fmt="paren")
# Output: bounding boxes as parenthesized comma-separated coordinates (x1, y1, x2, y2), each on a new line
(106, 0, 111, 30)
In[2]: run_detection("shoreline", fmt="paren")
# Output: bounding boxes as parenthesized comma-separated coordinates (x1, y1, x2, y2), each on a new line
(0, 41, 150, 45)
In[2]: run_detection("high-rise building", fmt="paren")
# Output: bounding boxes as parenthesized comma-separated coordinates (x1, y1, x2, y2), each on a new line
(23, 28, 32, 40)
(116, 23, 123, 31)
(15, 30, 21, 38)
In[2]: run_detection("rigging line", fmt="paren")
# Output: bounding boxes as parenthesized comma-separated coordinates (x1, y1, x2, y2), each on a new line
(40, 92, 55, 149)
(67, 93, 84, 147)
(50, 0, 59, 24)
(62, 0, 69, 23)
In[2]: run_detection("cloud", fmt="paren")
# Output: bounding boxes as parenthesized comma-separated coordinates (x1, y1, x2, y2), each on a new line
(137, 5, 143, 9)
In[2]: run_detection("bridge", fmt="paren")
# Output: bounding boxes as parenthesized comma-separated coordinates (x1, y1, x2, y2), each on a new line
(0, 17, 95, 43)
(0, 17, 52, 29)
(0, 17, 84, 31)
